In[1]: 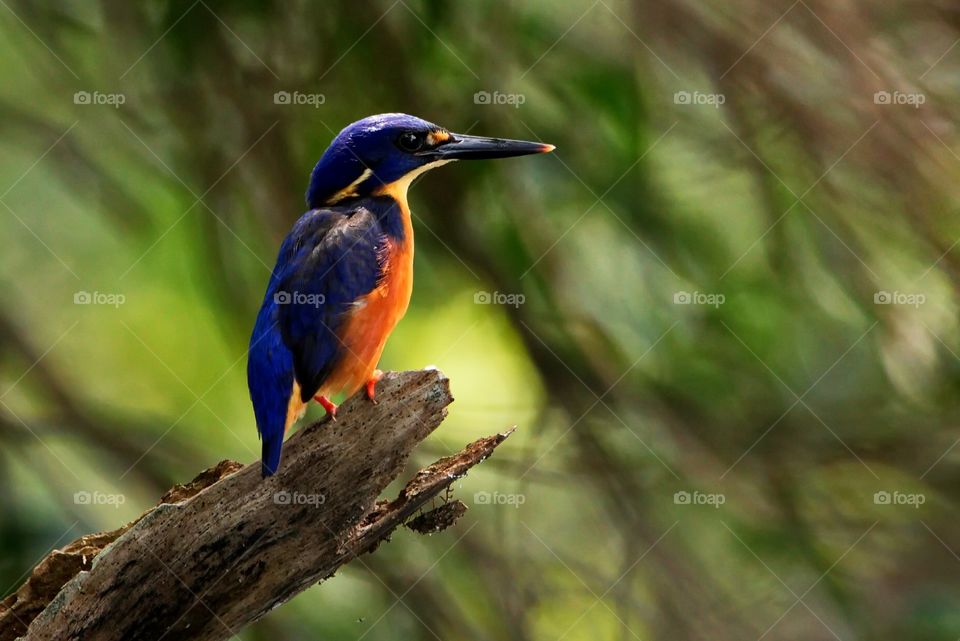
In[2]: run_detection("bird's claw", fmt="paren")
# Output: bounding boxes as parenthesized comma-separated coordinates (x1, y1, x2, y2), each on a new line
(366, 369, 384, 403)
(314, 395, 338, 421)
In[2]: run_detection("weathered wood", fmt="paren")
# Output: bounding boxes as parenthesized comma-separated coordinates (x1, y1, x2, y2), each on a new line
(2, 369, 510, 641)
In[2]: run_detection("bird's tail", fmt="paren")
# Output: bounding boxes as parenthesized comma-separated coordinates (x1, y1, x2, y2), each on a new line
(261, 432, 283, 477)
(248, 306, 295, 478)
(253, 394, 287, 477)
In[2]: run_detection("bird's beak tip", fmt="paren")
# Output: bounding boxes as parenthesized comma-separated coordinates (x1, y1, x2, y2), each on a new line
(540, 143, 556, 153)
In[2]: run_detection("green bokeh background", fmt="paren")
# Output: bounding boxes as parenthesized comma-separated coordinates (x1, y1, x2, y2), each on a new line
(3, 1, 960, 639)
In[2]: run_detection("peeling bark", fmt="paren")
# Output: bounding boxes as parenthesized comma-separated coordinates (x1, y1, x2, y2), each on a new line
(0, 369, 510, 641)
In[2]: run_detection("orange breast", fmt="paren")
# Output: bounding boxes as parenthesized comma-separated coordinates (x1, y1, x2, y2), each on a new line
(318, 197, 414, 398)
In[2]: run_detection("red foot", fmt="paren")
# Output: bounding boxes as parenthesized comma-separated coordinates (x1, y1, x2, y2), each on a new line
(366, 369, 384, 403)
(314, 395, 338, 421)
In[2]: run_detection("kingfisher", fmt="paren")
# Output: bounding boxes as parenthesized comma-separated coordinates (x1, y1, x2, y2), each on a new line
(247, 113, 553, 476)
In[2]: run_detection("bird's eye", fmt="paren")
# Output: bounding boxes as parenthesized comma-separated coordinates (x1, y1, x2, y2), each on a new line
(397, 132, 424, 152)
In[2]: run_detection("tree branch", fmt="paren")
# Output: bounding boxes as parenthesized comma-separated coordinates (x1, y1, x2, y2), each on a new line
(1, 369, 511, 641)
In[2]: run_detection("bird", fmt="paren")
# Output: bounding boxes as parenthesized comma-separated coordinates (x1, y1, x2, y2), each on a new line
(248, 113, 554, 476)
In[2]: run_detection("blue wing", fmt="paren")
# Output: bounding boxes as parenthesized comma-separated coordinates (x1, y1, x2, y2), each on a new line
(278, 207, 384, 398)
(247, 202, 386, 476)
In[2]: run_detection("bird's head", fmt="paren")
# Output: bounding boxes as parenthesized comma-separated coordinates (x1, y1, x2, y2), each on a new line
(306, 113, 554, 208)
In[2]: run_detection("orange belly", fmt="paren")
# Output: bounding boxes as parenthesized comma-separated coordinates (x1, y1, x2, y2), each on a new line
(321, 235, 413, 397)
(284, 234, 412, 431)
(285, 186, 415, 432)
(321, 184, 415, 399)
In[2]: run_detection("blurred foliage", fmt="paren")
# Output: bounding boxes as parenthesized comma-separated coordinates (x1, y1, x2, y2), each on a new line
(3, 0, 960, 639)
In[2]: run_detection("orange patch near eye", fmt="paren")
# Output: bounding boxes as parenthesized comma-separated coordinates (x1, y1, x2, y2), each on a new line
(427, 130, 450, 146)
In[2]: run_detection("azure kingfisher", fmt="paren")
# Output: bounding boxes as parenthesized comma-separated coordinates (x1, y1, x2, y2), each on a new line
(248, 113, 553, 476)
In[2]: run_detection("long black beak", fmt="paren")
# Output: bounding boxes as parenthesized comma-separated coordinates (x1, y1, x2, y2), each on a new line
(429, 133, 555, 160)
